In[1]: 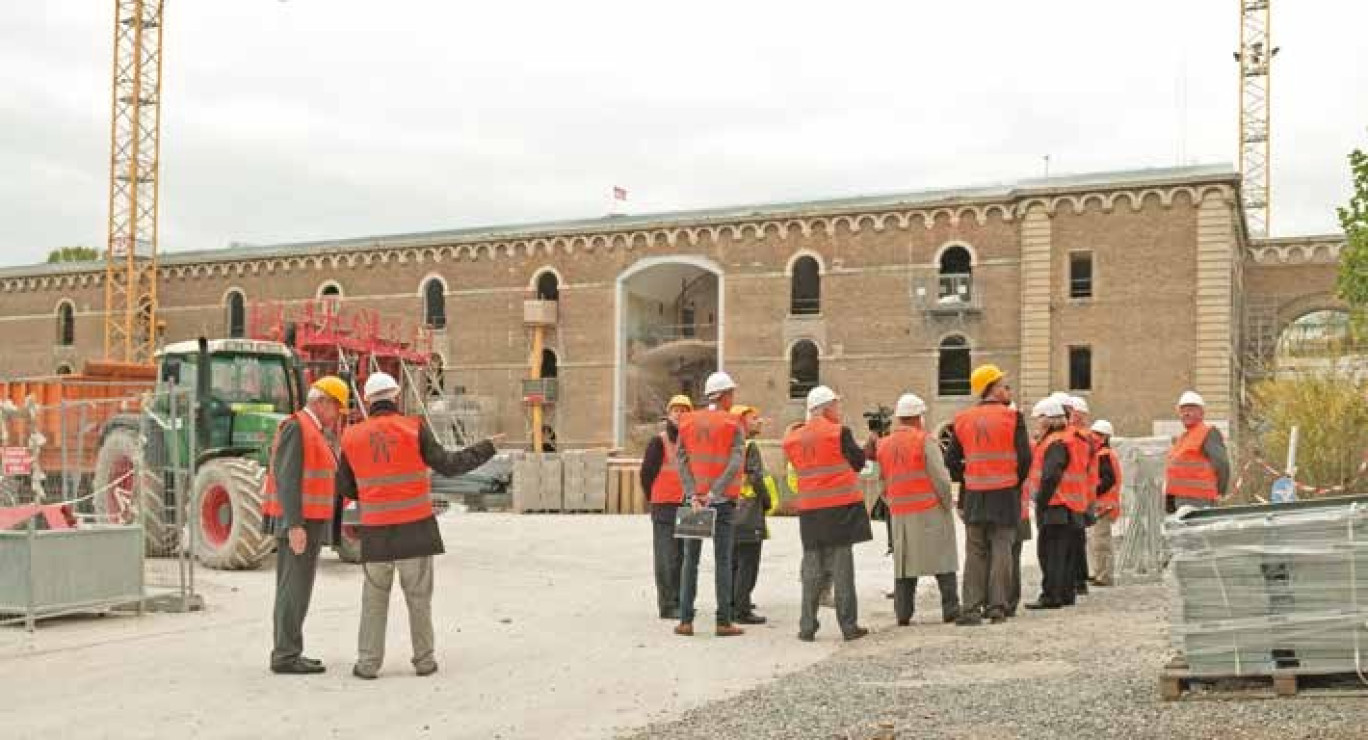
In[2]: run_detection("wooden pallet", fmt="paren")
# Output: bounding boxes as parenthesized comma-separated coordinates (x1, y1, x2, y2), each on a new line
(1159, 656, 1368, 700)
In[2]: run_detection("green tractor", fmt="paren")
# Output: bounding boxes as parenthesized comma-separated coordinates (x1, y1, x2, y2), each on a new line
(90, 337, 354, 570)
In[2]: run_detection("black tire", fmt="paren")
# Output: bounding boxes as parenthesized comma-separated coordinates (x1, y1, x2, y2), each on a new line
(190, 458, 273, 570)
(92, 426, 175, 554)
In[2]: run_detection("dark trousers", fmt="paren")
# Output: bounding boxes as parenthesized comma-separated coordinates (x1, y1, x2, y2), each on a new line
(962, 522, 1016, 616)
(651, 517, 684, 616)
(894, 573, 960, 624)
(679, 502, 735, 625)
(1071, 526, 1090, 587)
(732, 541, 763, 616)
(1037, 523, 1076, 606)
(271, 520, 325, 666)
(1009, 520, 1029, 614)
(800, 545, 858, 637)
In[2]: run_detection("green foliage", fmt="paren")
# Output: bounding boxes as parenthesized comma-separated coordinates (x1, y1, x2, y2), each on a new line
(1337, 149, 1368, 308)
(45, 246, 100, 263)
(1250, 370, 1368, 493)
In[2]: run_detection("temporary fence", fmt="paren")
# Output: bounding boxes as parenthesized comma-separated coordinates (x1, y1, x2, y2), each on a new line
(1113, 436, 1171, 582)
(0, 386, 200, 629)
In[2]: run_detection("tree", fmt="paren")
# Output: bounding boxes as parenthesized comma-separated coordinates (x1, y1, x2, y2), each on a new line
(46, 246, 100, 263)
(1337, 148, 1368, 308)
(1250, 371, 1368, 495)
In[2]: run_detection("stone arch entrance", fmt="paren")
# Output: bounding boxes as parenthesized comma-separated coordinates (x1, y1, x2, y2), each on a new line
(614, 256, 724, 449)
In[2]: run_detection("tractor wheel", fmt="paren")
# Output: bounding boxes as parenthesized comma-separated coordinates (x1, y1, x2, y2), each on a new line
(190, 458, 273, 570)
(92, 426, 175, 554)
(333, 499, 362, 563)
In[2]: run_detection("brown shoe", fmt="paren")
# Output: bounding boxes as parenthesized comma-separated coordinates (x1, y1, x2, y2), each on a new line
(715, 624, 745, 637)
(674, 622, 694, 636)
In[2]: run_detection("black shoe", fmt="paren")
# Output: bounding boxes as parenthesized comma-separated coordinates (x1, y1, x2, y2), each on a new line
(1075, 584, 1090, 596)
(415, 663, 439, 677)
(897, 619, 911, 627)
(735, 613, 767, 625)
(987, 609, 1007, 625)
(272, 658, 326, 675)
(955, 613, 983, 627)
(1004, 608, 1017, 619)
(1061, 598, 1077, 607)
(843, 627, 869, 641)
(1024, 600, 1062, 610)
(798, 632, 816, 642)
(659, 608, 680, 620)
(352, 665, 378, 680)
(943, 608, 961, 624)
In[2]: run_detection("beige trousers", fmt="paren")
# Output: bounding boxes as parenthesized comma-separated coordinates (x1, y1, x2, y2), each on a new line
(357, 556, 435, 673)
(1088, 517, 1115, 585)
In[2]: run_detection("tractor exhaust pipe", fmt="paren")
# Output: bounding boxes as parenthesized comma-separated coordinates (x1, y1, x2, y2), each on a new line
(196, 336, 211, 452)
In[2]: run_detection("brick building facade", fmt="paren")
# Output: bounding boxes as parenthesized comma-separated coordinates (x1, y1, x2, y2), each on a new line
(0, 165, 1346, 452)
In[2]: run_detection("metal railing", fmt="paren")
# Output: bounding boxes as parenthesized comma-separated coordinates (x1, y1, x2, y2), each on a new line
(628, 323, 719, 349)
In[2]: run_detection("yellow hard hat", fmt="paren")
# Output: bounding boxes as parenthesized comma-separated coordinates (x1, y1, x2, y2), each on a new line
(311, 376, 350, 408)
(730, 405, 759, 418)
(970, 364, 1006, 397)
(666, 395, 694, 412)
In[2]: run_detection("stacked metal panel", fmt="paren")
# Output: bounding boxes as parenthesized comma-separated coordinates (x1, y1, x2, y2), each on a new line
(1165, 495, 1368, 676)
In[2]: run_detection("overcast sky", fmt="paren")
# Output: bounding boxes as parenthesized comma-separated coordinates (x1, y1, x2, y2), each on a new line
(3, 0, 1365, 267)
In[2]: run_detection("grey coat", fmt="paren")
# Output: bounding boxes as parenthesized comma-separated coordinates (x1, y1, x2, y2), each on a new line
(887, 433, 958, 578)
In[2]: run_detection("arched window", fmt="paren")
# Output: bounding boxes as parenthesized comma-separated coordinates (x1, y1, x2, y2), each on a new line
(318, 281, 343, 299)
(790, 256, 821, 316)
(225, 290, 246, 339)
(938, 335, 971, 396)
(422, 277, 447, 330)
(56, 301, 75, 346)
(540, 349, 559, 379)
(535, 271, 560, 302)
(937, 245, 973, 303)
(55, 363, 74, 376)
(789, 340, 820, 399)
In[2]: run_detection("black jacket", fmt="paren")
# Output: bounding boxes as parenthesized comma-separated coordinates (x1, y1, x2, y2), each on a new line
(733, 440, 771, 544)
(797, 426, 873, 550)
(337, 402, 497, 562)
(945, 402, 1032, 527)
(1036, 438, 1086, 528)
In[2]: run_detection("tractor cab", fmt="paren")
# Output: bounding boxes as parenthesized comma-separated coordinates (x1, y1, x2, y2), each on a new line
(154, 339, 304, 467)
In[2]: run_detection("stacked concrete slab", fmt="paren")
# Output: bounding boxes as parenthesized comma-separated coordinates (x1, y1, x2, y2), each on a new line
(1165, 495, 1368, 676)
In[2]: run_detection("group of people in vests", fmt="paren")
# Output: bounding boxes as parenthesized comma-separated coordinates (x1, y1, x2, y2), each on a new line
(644, 364, 1231, 639)
(265, 372, 499, 678)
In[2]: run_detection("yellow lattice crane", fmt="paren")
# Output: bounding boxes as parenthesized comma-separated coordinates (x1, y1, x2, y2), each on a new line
(104, 0, 165, 365)
(1235, 0, 1278, 238)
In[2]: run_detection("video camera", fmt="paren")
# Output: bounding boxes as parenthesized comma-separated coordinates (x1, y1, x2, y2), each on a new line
(863, 404, 893, 437)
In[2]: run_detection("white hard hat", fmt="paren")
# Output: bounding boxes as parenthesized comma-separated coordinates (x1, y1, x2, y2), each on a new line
(806, 385, 840, 412)
(1091, 419, 1114, 437)
(1049, 391, 1073, 408)
(894, 393, 926, 418)
(1177, 390, 1205, 408)
(1032, 398, 1066, 419)
(1069, 396, 1090, 414)
(363, 371, 400, 402)
(703, 371, 737, 398)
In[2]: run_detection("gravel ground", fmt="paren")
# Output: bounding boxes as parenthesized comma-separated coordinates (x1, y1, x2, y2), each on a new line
(621, 578, 1368, 740)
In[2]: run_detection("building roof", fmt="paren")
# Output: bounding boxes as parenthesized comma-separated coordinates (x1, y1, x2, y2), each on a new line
(3, 164, 1241, 279)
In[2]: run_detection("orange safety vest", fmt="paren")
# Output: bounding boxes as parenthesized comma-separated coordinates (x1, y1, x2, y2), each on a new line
(1074, 426, 1099, 505)
(651, 431, 685, 505)
(952, 403, 1022, 492)
(1027, 430, 1090, 514)
(341, 414, 434, 527)
(678, 409, 744, 500)
(1166, 423, 1219, 501)
(876, 427, 939, 516)
(781, 416, 864, 512)
(1096, 445, 1122, 519)
(263, 411, 337, 521)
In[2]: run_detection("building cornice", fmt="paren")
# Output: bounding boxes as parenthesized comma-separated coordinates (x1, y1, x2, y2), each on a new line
(1, 167, 1239, 294)
(1246, 235, 1346, 265)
